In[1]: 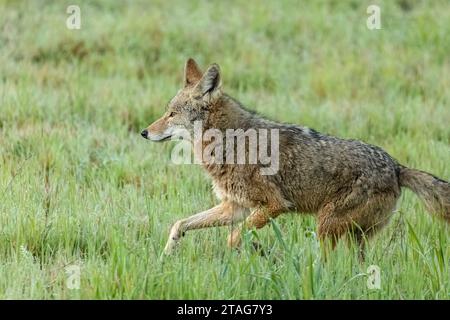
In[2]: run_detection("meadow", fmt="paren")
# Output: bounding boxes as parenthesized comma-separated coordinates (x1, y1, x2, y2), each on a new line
(0, 0, 449, 299)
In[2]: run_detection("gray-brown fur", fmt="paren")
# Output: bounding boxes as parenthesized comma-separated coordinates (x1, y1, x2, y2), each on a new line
(142, 58, 450, 256)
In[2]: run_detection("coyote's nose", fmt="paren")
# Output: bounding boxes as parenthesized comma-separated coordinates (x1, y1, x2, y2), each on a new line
(141, 129, 148, 138)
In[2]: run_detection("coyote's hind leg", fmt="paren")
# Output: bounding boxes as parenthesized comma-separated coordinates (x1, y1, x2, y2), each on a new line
(317, 194, 398, 261)
(317, 203, 353, 260)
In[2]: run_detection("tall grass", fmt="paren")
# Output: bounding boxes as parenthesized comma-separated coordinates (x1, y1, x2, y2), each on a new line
(0, 0, 448, 299)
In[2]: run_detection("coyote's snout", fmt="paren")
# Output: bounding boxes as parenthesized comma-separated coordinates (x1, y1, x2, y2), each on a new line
(142, 58, 450, 258)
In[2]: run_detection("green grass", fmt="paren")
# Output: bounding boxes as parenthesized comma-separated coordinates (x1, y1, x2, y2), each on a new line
(0, 0, 449, 299)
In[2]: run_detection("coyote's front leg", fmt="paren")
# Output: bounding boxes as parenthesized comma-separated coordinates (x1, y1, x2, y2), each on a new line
(164, 201, 246, 255)
(227, 206, 282, 249)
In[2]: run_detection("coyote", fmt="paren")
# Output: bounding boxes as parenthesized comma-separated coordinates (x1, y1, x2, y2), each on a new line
(141, 58, 450, 257)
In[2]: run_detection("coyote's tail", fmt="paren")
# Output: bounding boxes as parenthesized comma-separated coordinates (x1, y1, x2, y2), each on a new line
(399, 166, 450, 223)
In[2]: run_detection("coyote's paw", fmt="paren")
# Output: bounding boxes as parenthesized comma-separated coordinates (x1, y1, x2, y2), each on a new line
(163, 222, 184, 255)
(163, 240, 177, 255)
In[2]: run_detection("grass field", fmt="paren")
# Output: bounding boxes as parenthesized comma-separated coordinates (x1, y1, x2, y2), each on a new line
(0, 0, 449, 299)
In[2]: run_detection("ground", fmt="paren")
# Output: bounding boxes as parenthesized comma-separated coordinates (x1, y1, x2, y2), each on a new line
(0, 0, 449, 299)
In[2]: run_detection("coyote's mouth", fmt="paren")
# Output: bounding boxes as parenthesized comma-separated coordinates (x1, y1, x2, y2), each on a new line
(140, 129, 172, 142)
(155, 135, 172, 142)
(147, 133, 172, 142)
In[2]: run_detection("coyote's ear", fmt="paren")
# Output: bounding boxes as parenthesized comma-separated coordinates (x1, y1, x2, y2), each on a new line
(184, 58, 202, 87)
(195, 63, 222, 98)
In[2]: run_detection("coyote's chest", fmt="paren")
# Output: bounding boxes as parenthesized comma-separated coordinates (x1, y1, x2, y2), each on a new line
(205, 162, 262, 208)
(211, 177, 257, 208)
(207, 164, 291, 211)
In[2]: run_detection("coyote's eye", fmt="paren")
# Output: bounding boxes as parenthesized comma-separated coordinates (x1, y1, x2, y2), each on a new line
(169, 111, 176, 117)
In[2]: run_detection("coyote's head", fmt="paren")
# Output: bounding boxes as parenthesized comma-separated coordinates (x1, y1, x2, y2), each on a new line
(141, 58, 222, 141)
